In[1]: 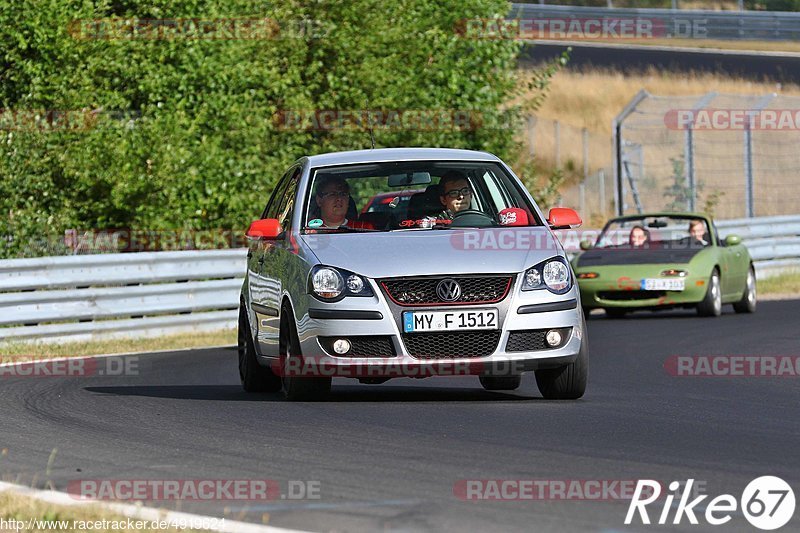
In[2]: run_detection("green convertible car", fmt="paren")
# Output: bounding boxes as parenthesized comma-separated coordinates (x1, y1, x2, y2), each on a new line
(572, 213, 757, 318)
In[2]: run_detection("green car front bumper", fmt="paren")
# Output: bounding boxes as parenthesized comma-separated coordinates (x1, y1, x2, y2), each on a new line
(576, 264, 709, 310)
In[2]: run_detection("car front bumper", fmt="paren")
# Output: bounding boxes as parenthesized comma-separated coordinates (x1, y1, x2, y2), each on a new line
(287, 277, 586, 378)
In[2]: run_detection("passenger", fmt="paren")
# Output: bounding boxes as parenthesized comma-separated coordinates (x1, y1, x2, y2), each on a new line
(689, 219, 709, 246)
(629, 225, 650, 248)
(436, 170, 473, 221)
(314, 176, 351, 228)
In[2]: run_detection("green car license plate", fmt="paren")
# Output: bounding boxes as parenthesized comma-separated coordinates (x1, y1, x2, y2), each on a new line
(641, 278, 685, 291)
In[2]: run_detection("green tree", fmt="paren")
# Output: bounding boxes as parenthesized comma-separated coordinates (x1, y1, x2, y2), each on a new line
(0, 0, 560, 257)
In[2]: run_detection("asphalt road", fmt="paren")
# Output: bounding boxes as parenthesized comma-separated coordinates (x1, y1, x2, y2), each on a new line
(521, 42, 800, 84)
(2, 300, 799, 532)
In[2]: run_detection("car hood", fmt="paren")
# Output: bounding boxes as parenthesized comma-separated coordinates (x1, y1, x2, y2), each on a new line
(576, 246, 705, 268)
(301, 228, 563, 278)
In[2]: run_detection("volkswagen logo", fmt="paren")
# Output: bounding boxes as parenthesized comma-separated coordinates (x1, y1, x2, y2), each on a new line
(436, 279, 462, 302)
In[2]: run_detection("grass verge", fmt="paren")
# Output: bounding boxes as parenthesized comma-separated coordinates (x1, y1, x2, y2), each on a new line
(0, 491, 204, 533)
(0, 329, 236, 362)
(759, 270, 800, 297)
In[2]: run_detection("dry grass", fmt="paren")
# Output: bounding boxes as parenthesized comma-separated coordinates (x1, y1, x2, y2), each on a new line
(759, 270, 800, 296)
(529, 67, 800, 134)
(680, 0, 741, 9)
(0, 330, 236, 363)
(516, 68, 800, 218)
(0, 492, 202, 533)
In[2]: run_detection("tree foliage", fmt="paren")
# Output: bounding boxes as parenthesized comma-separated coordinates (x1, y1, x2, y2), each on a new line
(0, 0, 560, 257)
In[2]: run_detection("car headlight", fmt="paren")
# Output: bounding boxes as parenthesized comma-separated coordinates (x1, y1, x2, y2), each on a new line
(309, 265, 373, 301)
(522, 257, 572, 294)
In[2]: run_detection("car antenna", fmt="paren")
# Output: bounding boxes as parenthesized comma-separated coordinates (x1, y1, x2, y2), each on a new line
(365, 101, 376, 149)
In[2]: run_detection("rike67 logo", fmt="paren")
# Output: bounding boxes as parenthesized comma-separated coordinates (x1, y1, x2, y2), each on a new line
(626, 477, 795, 530)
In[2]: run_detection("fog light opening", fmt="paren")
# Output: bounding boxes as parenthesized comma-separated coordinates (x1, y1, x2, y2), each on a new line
(332, 339, 351, 355)
(545, 330, 562, 347)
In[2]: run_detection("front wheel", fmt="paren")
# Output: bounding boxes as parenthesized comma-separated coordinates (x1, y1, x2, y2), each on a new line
(535, 329, 588, 400)
(733, 267, 757, 314)
(238, 304, 282, 393)
(697, 270, 722, 317)
(280, 306, 331, 401)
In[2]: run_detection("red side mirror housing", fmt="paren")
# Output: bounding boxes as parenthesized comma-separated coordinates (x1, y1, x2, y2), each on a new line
(547, 208, 582, 230)
(246, 219, 283, 239)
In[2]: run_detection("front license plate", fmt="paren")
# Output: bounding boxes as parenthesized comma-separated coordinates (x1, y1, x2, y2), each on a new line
(641, 278, 685, 291)
(403, 309, 498, 333)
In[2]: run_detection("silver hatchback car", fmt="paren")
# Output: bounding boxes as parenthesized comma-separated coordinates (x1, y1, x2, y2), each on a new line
(239, 148, 588, 400)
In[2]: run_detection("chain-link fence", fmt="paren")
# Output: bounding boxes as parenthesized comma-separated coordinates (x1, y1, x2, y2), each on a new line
(523, 116, 615, 226)
(613, 90, 800, 219)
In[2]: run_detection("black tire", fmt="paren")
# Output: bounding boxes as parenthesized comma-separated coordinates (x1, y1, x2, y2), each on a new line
(535, 325, 588, 400)
(280, 306, 331, 401)
(605, 308, 627, 319)
(582, 306, 592, 319)
(733, 266, 757, 314)
(697, 269, 722, 317)
(238, 304, 282, 393)
(479, 375, 522, 391)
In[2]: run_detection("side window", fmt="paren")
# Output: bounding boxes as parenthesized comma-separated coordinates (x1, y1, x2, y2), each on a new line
(262, 168, 293, 220)
(275, 167, 302, 231)
(483, 170, 513, 212)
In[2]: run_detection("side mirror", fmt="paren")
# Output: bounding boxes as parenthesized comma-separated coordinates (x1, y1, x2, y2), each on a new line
(246, 219, 283, 240)
(547, 207, 582, 230)
(725, 234, 741, 246)
(579, 239, 593, 251)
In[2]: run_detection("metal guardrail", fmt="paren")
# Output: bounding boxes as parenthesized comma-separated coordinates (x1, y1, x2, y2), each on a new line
(0, 250, 246, 344)
(509, 3, 800, 41)
(0, 216, 796, 344)
(561, 215, 800, 278)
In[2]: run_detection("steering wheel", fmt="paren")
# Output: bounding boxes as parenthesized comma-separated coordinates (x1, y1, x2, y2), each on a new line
(450, 209, 497, 228)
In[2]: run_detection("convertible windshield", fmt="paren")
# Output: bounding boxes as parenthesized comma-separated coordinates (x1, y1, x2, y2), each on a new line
(301, 161, 541, 233)
(595, 216, 712, 249)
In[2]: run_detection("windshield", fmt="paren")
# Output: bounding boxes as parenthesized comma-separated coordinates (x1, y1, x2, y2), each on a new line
(301, 161, 541, 233)
(595, 216, 711, 249)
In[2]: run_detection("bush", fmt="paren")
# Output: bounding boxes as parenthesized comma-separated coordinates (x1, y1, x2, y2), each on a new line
(0, 0, 561, 257)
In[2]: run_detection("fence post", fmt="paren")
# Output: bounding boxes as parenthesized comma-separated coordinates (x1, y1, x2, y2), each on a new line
(613, 89, 649, 216)
(743, 94, 776, 218)
(684, 126, 695, 212)
(684, 92, 717, 212)
(554, 120, 561, 168)
(582, 127, 589, 217)
(527, 116, 536, 158)
(598, 169, 606, 217)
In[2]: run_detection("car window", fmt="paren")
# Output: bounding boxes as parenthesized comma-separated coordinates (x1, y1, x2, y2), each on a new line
(275, 167, 302, 232)
(262, 169, 293, 220)
(302, 160, 540, 232)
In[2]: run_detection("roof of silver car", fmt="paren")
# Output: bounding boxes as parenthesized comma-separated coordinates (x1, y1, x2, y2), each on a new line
(305, 147, 502, 167)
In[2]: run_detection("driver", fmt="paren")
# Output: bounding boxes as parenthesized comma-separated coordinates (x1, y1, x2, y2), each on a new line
(689, 219, 709, 246)
(314, 176, 350, 228)
(435, 170, 473, 221)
